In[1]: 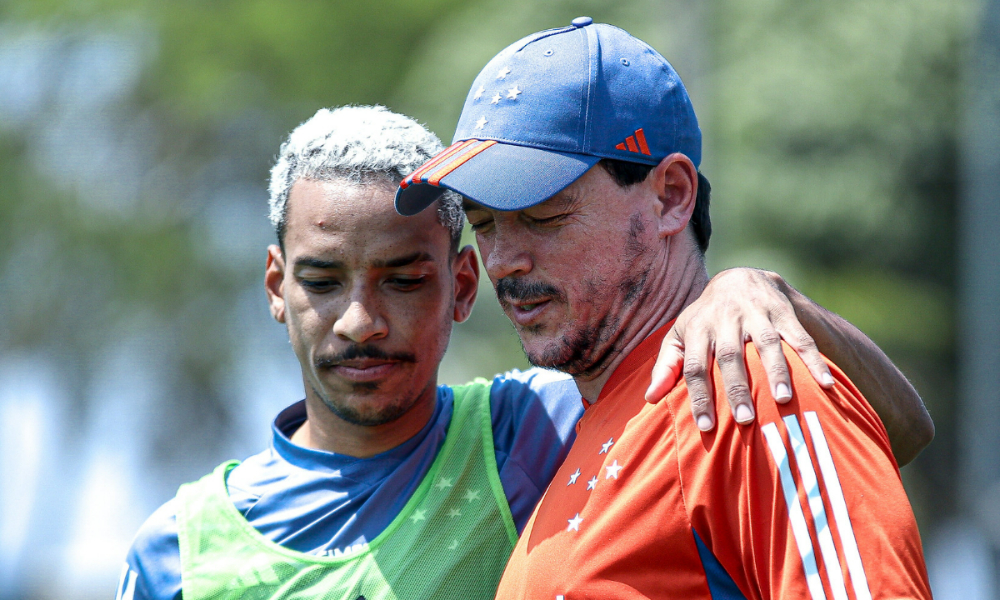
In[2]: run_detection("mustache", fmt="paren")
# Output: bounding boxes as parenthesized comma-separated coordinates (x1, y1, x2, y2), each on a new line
(495, 277, 565, 305)
(315, 344, 417, 369)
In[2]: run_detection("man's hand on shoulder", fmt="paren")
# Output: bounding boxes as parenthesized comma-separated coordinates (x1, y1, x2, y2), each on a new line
(646, 268, 834, 430)
(645, 267, 933, 465)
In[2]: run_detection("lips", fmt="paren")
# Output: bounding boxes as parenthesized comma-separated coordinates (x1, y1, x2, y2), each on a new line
(507, 298, 553, 326)
(495, 278, 564, 327)
(328, 359, 399, 382)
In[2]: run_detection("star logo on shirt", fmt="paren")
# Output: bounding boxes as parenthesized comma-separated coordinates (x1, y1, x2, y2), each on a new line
(473, 85, 485, 100)
(410, 509, 427, 523)
(435, 477, 453, 490)
(587, 476, 598, 490)
(497, 65, 511, 79)
(605, 459, 623, 480)
(464, 488, 481, 503)
(447, 539, 459, 550)
(447, 508, 462, 518)
(600, 438, 614, 454)
(506, 85, 522, 100)
(568, 468, 581, 485)
(567, 513, 583, 532)
(475, 116, 488, 130)
(490, 92, 501, 105)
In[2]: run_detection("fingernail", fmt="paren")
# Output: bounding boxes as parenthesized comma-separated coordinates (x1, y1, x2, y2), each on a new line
(735, 404, 754, 423)
(775, 383, 791, 401)
(696, 415, 714, 431)
(822, 373, 835, 387)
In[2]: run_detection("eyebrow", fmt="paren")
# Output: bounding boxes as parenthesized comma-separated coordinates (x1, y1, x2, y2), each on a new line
(293, 252, 435, 271)
(372, 252, 436, 269)
(294, 257, 345, 270)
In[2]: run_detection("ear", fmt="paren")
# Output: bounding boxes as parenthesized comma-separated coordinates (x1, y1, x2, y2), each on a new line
(452, 245, 480, 323)
(648, 153, 698, 238)
(264, 244, 287, 323)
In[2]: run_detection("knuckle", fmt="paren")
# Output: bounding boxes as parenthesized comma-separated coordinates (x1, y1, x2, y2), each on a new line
(689, 393, 711, 412)
(726, 382, 750, 400)
(756, 328, 782, 348)
(792, 331, 818, 351)
(683, 359, 708, 380)
(715, 343, 743, 366)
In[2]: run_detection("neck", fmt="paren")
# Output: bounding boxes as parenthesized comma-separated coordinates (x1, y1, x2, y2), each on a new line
(573, 242, 709, 403)
(290, 381, 438, 458)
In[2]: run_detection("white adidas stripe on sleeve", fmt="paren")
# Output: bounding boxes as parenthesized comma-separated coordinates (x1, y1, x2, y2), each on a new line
(762, 422, 828, 600)
(784, 415, 850, 600)
(804, 411, 872, 600)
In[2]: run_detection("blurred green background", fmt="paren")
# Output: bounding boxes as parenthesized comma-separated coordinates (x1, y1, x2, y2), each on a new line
(0, 0, 995, 598)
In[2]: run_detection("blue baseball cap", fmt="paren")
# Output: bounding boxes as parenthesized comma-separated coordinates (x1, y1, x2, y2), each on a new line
(395, 17, 701, 215)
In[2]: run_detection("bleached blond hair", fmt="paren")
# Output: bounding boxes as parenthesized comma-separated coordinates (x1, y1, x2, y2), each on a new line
(268, 105, 463, 249)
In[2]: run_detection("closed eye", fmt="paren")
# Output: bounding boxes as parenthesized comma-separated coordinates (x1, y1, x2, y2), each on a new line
(526, 213, 568, 227)
(468, 217, 494, 233)
(299, 278, 341, 293)
(387, 276, 427, 291)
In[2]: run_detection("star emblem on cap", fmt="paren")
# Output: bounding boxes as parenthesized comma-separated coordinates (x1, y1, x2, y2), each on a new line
(475, 116, 487, 130)
(491, 92, 501, 105)
(497, 65, 511, 79)
(605, 459, 623, 480)
(506, 85, 522, 100)
(473, 85, 485, 100)
(567, 513, 583, 532)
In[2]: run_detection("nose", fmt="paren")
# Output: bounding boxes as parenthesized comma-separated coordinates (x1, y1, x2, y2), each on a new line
(333, 299, 388, 344)
(483, 220, 534, 282)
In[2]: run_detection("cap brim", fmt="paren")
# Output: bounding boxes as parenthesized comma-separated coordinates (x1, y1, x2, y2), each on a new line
(395, 142, 600, 216)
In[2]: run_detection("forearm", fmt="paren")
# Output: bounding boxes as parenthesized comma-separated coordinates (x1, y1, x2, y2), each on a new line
(779, 276, 934, 465)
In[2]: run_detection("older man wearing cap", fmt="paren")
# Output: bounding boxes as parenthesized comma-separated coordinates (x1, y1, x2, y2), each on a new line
(397, 18, 931, 600)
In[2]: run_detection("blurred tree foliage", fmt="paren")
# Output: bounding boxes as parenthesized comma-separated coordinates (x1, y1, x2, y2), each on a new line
(703, 0, 973, 525)
(0, 0, 972, 543)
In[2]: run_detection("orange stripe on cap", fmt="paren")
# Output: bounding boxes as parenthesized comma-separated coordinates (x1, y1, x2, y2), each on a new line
(615, 142, 627, 151)
(401, 140, 476, 188)
(420, 141, 488, 186)
(625, 136, 639, 153)
(428, 140, 497, 186)
(634, 128, 651, 155)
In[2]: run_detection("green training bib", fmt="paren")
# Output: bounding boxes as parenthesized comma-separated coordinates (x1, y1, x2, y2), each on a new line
(176, 381, 517, 600)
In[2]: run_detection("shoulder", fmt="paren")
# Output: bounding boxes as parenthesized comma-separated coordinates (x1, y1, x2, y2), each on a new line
(666, 340, 899, 503)
(487, 367, 579, 414)
(747, 342, 891, 453)
(124, 497, 183, 600)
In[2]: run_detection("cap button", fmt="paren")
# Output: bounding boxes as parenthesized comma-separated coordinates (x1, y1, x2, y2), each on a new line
(571, 16, 593, 28)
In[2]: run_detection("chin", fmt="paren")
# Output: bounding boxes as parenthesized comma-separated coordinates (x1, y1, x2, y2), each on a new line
(324, 396, 416, 427)
(312, 377, 426, 427)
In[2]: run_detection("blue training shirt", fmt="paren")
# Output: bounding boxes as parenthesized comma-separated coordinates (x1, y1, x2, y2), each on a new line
(117, 368, 582, 600)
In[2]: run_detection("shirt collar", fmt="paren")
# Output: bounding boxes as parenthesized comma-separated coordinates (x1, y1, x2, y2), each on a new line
(269, 389, 450, 473)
